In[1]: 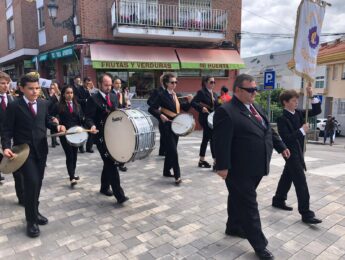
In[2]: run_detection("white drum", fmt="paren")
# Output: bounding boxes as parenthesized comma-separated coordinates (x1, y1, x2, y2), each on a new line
(171, 113, 195, 136)
(207, 112, 215, 129)
(104, 109, 155, 163)
(66, 126, 88, 147)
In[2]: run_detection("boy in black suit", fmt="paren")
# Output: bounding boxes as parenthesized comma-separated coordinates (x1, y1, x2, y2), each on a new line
(1, 72, 66, 238)
(272, 84, 322, 224)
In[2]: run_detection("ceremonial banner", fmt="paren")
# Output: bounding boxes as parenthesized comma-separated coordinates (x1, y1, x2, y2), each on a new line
(289, 0, 326, 82)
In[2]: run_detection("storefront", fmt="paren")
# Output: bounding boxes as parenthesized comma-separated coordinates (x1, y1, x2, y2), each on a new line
(89, 43, 245, 98)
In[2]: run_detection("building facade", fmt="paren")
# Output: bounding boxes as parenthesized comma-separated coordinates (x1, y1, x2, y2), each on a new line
(0, 0, 244, 97)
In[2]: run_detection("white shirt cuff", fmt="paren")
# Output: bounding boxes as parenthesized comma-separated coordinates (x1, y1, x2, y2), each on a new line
(311, 97, 320, 104)
(299, 127, 306, 136)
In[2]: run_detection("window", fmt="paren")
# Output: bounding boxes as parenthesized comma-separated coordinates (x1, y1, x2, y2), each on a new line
(37, 7, 45, 29)
(332, 64, 338, 80)
(315, 76, 325, 88)
(179, 0, 211, 8)
(337, 101, 345, 115)
(7, 18, 15, 50)
(6, 0, 12, 8)
(342, 63, 345, 80)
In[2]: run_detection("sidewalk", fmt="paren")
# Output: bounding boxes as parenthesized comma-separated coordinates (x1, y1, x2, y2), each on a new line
(0, 132, 345, 259)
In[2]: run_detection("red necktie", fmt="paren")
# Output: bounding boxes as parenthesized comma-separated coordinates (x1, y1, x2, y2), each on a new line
(250, 105, 263, 123)
(28, 102, 36, 117)
(68, 102, 73, 113)
(117, 92, 120, 101)
(106, 94, 112, 107)
(1, 96, 6, 111)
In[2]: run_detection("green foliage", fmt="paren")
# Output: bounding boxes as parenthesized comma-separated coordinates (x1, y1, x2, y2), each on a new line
(255, 88, 284, 122)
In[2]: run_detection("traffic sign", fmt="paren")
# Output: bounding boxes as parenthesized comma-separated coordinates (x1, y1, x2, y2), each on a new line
(264, 70, 275, 90)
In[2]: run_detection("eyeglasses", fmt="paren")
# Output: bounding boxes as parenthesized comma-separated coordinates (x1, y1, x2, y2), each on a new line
(209, 81, 216, 84)
(238, 86, 258, 93)
(169, 81, 178, 84)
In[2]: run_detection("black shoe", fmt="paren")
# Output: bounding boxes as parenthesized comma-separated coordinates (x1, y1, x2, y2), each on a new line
(0, 175, 4, 181)
(255, 248, 274, 259)
(198, 160, 211, 168)
(302, 217, 322, 224)
(37, 213, 48, 225)
(27, 222, 40, 238)
(70, 179, 77, 187)
(55, 142, 60, 146)
(86, 149, 94, 153)
(175, 178, 182, 185)
(73, 176, 80, 180)
(213, 164, 217, 172)
(272, 202, 293, 211)
(118, 196, 129, 204)
(100, 189, 113, 196)
(119, 165, 127, 172)
(52, 144, 56, 148)
(79, 147, 85, 153)
(225, 228, 247, 239)
(163, 171, 174, 177)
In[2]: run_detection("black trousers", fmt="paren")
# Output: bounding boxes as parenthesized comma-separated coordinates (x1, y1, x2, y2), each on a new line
(86, 134, 94, 151)
(12, 170, 24, 203)
(163, 122, 180, 180)
(273, 158, 315, 219)
(199, 123, 215, 158)
(158, 120, 166, 156)
(60, 136, 78, 180)
(21, 155, 46, 223)
(226, 174, 267, 251)
(96, 136, 126, 202)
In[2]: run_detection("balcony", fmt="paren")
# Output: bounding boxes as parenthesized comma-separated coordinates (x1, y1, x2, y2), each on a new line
(111, 1, 227, 42)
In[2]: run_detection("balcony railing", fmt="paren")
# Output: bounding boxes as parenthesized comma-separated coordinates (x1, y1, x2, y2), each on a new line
(112, 1, 227, 32)
(8, 33, 15, 50)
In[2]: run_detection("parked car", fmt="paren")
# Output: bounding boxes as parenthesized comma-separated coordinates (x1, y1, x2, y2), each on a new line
(316, 118, 341, 136)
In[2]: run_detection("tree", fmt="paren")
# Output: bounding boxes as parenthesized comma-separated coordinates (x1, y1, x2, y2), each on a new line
(255, 88, 284, 122)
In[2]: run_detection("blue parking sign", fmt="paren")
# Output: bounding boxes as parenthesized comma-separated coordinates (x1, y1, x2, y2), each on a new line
(264, 70, 275, 90)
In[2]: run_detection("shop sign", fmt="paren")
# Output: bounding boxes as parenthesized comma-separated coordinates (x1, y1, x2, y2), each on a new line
(38, 54, 48, 62)
(92, 61, 180, 70)
(24, 60, 34, 68)
(181, 63, 245, 70)
(50, 46, 74, 60)
(1, 64, 15, 71)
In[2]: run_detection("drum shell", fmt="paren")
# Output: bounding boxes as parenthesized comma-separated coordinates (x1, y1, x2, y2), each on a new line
(171, 113, 195, 137)
(65, 126, 88, 147)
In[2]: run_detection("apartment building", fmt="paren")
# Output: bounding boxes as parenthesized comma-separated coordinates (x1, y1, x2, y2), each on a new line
(0, 0, 244, 97)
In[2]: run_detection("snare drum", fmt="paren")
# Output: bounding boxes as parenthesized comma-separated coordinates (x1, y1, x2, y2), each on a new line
(66, 126, 88, 147)
(104, 109, 155, 163)
(207, 112, 215, 129)
(171, 113, 195, 136)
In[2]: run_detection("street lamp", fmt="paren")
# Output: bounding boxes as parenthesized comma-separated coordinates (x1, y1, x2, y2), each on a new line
(47, 0, 80, 38)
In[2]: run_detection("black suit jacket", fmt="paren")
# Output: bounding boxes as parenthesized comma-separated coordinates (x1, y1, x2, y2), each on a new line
(191, 87, 220, 127)
(78, 86, 91, 112)
(1, 98, 58, 159)
(85, 92, 118, 131)
(148, 88, 191, 121)
(277, 102, 321, 169)
(0, 94, 15, 133)
(213, 96, 286, 177)
(51, 102, 85, 130)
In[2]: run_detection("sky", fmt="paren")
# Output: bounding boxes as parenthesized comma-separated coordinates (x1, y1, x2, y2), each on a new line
(240, 0, 345, 58)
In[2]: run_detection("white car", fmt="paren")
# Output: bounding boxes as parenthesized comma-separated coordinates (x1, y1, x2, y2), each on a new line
(316, 118, 341, 136)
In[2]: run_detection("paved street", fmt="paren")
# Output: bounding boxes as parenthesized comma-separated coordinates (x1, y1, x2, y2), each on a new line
(1, 131, 345, 260)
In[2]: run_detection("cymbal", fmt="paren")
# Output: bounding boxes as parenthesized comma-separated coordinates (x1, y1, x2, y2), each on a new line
(0, 144, 30, 174)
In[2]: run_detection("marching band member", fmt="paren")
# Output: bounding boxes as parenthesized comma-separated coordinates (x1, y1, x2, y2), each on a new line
(1, 72, 66, 238)
(148, 73, 192, 185)
(85, 73, 128, 203)
(191, 76, 220, 171)
(51, 86, 86, 186)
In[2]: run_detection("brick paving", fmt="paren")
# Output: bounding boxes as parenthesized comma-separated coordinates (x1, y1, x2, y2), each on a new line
(1, 131, 345, 259)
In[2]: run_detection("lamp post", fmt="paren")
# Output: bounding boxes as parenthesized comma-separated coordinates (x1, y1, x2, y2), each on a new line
(47, 0, 80, 39)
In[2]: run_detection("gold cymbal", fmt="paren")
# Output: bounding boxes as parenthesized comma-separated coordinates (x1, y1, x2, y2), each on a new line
(0, 144, 30, 174)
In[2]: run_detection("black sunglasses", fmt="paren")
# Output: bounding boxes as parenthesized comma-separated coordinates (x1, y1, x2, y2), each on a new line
(169, 81, 178, 84)
(238, 86, 258, 93)
(209, 81, 216, 84)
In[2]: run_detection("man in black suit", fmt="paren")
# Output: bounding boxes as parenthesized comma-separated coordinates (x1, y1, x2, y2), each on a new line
(272, 85, 322, 224)
(0, 72, 24, 204)
(147, 74, 166, 157)
(213, 74, 290, 259)
(191, 76, 220, 170)
(85, 73, 128, 203)
(1, 72, 66, 238)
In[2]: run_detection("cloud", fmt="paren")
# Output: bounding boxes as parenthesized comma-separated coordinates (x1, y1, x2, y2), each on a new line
(241, 0, 345, 58)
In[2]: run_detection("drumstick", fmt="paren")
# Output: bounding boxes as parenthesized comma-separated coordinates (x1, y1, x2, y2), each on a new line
(48, 129, 99, 137)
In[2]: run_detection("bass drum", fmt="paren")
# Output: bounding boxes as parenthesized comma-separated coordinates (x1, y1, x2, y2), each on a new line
(104, 109, 155, 163)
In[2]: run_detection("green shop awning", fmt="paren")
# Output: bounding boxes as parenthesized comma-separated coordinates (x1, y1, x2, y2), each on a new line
(33, 45, 75, 63)
(176, 48, 245, 70)
(90, 44, 180, 70)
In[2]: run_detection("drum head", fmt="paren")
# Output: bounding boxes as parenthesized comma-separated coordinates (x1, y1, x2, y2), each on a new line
(171, 114, 194, 136)
(207, 112, 214, 129)
(66, 126, 88, 147)
(104, 110, 136, 163)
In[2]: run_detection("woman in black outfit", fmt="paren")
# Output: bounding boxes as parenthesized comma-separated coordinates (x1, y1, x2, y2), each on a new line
(52, 86, 86, 186)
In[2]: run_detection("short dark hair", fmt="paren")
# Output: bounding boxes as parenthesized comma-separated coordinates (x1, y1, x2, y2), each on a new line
(20, 71, 39, 87)
(201, 75, 214, 88)
(98, 73, 113, 84)
(74, 75, 81, 80)
(233, 74, 254, 92)
(83, 77, 91, 83)
(162, 73, 176, 88)
(221, 86, 228, 93)
(279, 90, 299, 106)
